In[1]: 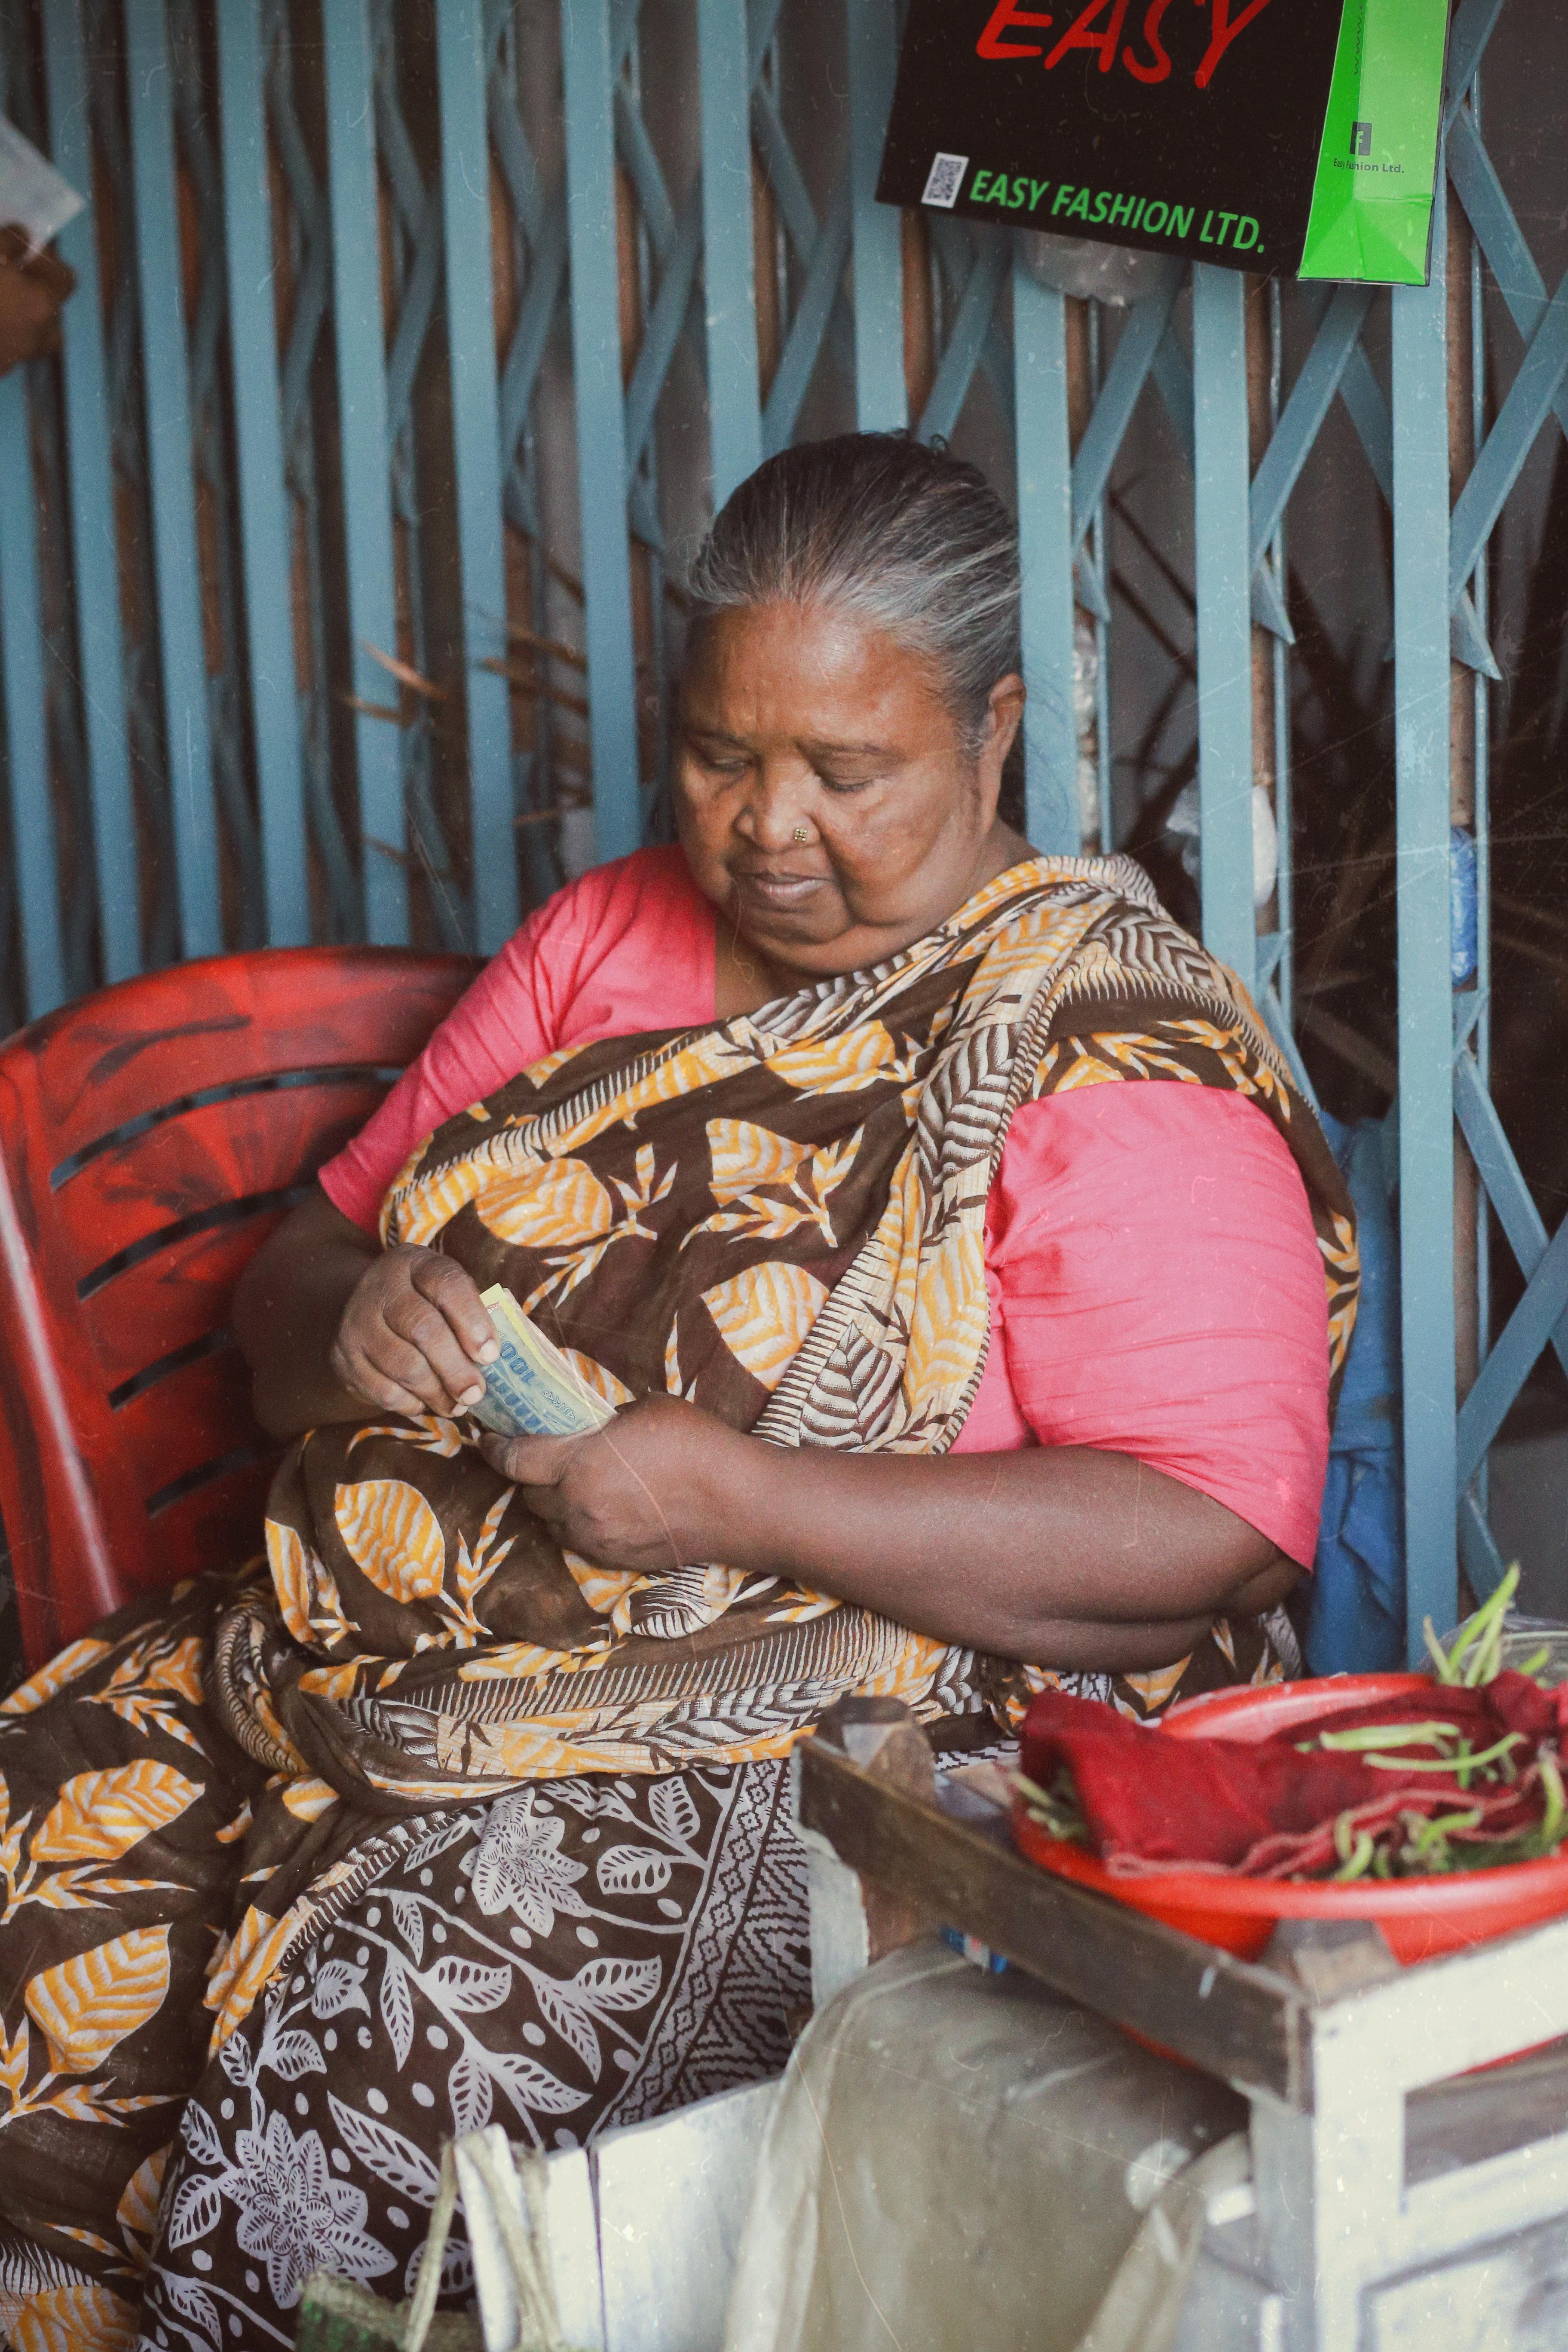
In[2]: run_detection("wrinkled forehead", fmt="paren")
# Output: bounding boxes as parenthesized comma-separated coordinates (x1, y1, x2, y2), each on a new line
(681, 598, 956, 740)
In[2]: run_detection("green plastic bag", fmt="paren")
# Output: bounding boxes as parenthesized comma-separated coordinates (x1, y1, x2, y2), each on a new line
(1299, 0, 1450, 285)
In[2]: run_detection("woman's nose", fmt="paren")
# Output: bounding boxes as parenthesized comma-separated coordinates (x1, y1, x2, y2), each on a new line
(735, 781, 811, 851)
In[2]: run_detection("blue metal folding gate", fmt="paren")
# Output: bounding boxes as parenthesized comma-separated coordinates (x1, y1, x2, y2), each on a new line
(0, 0, 1559, 1656)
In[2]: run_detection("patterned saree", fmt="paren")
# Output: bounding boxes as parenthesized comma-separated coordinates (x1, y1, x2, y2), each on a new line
(0, 857, 1355, 2351)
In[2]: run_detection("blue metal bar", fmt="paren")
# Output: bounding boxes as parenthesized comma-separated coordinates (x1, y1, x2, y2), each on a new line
(1449, 267, 1568, 599)
(487, 67, 547, 248)
(1453, 1054, 1568, 1382)
(698, 0, 763, 505)
(750, 78, 817, 262)
(124, 0, 222, 959)
(1392, 163, 1458, 1658)
(41, 0, 140, 982)
(1012, 260, 1077, 855)
(499, 202, 569, 465)
(1249, 286, 1373, 570)
(562, 0, 640, 865)
(1442, 0, 1507, 119)
(1446, 110, 1568, 494)
(747, 0, 786, 78)
(215, 0, 309, 947)
(436, 0, 518, 954)
(847, 0, 905, 432)
(324, 0, 408, 943)
(1456, 1216, 1568, 1489)
(613, 82, 678, 261)
(624, 194, 703, 474)
(1337, 343, 1395, 510)
(0, 378, 66, 1016)
(1469, 111, 1492, 1472)
(918, 230, 1008, 447)
(1459, 1489, 1509, 1603)
(384, 191, 444, 436)
(1190, 264, 1255, 990)
(1268, 276, 1292, 1036)
(1149, 322, 1195, 469)
(1069, 265, 1181, 551)
(763, 181, 852, 455)
(1087, 303, 1112, 850)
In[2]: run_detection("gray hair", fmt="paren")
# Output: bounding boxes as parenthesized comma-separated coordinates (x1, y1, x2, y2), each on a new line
(686, 433, 1022, 755)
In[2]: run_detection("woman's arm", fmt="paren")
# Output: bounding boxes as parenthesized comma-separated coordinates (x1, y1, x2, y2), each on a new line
(235, 1188, 500, 1439)
(479, 1398, 1295, 1669)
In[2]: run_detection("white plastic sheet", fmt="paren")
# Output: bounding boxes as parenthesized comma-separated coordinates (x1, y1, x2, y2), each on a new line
(0, 117, 84, 252)
(721, 1942, 1245, 2352)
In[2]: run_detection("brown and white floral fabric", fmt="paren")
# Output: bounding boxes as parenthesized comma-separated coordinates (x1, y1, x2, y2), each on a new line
(0, 1579, 807, 2352)
(0, 855, 1355, 2352)
(237, 854, 1357, 1802)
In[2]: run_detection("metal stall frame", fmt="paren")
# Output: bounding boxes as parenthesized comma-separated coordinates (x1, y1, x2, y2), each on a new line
(0, 0, 1562, 1652)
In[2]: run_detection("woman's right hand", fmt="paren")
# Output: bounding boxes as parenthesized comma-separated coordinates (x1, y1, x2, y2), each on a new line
(328, 1245, 500, 1420)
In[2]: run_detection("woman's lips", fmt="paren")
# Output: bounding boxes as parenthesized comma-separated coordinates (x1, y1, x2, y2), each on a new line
(732, 868, 824, 908)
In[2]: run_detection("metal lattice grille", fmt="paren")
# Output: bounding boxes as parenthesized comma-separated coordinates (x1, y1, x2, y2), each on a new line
(0, 0, 1559, 1649)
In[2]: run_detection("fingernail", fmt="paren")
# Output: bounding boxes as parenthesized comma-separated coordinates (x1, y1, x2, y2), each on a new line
(459, 1383, 485, 1406)
(477, 1341, 499, 1364)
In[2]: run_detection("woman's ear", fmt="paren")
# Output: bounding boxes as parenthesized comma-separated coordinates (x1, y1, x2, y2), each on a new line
(976, 672, 1026, 818)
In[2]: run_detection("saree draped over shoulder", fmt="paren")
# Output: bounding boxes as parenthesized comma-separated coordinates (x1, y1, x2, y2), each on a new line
(0, 858, 1356, 2352)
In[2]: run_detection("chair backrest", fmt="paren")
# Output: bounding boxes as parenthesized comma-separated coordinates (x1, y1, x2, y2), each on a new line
(0, 946, 476, 1667)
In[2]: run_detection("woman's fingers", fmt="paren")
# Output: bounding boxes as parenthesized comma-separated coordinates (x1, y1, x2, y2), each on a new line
(477, 1430, 578, 1487)
(327, 1337, 440, 1420)
(382, 1294, 489, 1409)
(333, 1314, 474, 1418)
(331, 1248, 501, 1418)
(409, 1254, 500, 1369)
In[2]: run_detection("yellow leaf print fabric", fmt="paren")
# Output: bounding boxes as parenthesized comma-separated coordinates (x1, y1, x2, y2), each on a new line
(0, 857, 1353, 2343)
(0, 1571, 264, 2340)
(334, 1479, 447, 1604)
(25, 1928, 172, 2075)
(217, 853, 1353, 1801)
(31, 1764, 200, 1866)
(701, 1261, 829, 1389)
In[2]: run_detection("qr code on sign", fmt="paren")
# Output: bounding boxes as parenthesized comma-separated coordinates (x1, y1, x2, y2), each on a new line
(921, 153, 968, 209)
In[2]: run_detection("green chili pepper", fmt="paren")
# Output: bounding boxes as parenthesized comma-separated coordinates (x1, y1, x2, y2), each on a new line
(1333, 1829, 1376, 1881)
(1309, 1721, 1460, 1753)
(1359, 1731, 1522, 1779)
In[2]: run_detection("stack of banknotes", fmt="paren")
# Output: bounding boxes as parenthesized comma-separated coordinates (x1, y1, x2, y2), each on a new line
(469, 1285, 616, 1439)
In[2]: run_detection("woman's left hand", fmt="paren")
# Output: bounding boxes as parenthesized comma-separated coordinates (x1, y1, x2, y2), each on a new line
(478, 1394, 756, 1573)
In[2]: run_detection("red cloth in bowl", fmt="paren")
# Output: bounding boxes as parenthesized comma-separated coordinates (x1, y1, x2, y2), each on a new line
(1018, 1672, 1568, 1879)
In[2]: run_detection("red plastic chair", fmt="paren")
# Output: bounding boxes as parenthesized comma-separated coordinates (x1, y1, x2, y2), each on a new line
(0, 946, 477, 1669)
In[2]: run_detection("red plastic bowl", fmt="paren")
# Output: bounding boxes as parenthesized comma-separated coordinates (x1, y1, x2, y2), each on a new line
(1012, 1673, 1568, 1963)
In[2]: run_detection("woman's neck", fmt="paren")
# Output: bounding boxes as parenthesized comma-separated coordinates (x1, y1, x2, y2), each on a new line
(712, 821, 1034, 1019)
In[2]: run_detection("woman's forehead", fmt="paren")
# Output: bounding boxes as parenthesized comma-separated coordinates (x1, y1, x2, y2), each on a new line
(683, 600, 948, 736)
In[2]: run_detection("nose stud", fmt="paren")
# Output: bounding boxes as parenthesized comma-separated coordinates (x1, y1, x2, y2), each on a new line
(792, 825, 810, 843)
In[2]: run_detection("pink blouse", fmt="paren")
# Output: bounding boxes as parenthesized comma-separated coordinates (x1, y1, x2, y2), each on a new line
(322, 848, 1329, 1565)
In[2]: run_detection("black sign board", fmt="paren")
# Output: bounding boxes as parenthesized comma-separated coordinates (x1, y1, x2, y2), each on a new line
(876, 0, 1448, 285)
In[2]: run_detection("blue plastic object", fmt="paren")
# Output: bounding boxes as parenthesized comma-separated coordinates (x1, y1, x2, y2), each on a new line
(1450, 824, 1479, 987)
(1307, 1111, 1406, 1675)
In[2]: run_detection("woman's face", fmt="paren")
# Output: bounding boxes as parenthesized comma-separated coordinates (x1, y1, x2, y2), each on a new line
(674, 600, 1025, 983)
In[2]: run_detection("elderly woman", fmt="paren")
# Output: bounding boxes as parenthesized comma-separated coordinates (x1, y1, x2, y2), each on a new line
(0, 435, 1353, 2350)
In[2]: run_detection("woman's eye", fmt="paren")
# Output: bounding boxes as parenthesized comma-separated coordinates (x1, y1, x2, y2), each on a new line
(817, 771, 877, 796)
(689, 742, 747, 779)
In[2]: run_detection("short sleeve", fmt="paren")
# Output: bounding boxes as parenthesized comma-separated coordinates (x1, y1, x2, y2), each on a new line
(317, 910, 562, 1229)
(987, 1083, 1331, 1566)
(318, 846, 714, 1230)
